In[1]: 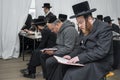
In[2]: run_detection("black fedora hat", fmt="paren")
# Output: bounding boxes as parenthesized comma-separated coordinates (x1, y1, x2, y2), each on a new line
(32, 19, 37, 23)
(38, 15, 45, 19)
(33, 16, 46, 26)
(58, 14, 67, 22)
(97, 15, 103, 21)
(104, 16, 114, 22)
(70, 1, 96, 19)
(47, 15, 57, 23)
(42, 3, 52, 8)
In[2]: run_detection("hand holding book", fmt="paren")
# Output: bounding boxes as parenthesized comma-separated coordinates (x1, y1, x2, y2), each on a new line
(54, 56, 84, 66)
(63, 55, 71, 60)
(67, 56, 79, 64)
(41, 48, 58, 55)
(41, 48, 57, 52)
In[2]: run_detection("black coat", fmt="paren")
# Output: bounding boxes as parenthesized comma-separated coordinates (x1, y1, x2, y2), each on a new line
(64, 20, 113, 80)
(37, 27, 57, 49)
(22, 14, 32, 30)
(45, 12, 54, 22)
(112, 23, 120, 33)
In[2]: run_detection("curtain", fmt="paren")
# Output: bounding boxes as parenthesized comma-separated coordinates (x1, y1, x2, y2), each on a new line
(0, 0, 119, 59)
(35, 0, 120, 24)
(0, 0, 32, 59)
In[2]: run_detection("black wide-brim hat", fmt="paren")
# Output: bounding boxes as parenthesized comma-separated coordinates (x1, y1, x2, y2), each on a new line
(97, 15, 103, 20)
(47, 15, 57, 23)
(118, 17, 120, 20)
(70, 1, 96, 19)
(104, 16, 114, 22)
(58, 14, 67, 22)
(42, 3, 52, 8)
(32, 16, 46, 26)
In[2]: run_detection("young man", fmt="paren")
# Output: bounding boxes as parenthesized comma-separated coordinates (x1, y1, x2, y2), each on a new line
(40, 14, 79, 79)
(21, 16, 57, 79)
(42, 3, 54, 22)
(53, 1, 113, 80)
(104, 16, 120, 33)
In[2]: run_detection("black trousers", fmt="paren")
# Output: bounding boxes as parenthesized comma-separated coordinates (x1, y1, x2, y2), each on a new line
(45, 55, 66, 80)
(27, 49, 42, 74)
(40, 53, 52, 78)
(46, 57, 59, 80)
(19, 34, 35, 54)
(112, 40, 120, 69)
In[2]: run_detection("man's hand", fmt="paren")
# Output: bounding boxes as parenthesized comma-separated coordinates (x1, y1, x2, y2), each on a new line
(67, 56, 79, 63)
(24, 29, 29, 32)
(63, 55, 71, 60)
(27, 30, 34, 34)
(44, 50, 54, 55)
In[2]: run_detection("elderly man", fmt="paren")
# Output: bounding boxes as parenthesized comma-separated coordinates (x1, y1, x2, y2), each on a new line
(40, 14, 79, 79)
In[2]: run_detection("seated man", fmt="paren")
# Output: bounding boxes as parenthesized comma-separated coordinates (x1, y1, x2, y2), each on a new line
(19, 14, 33, 53)
(21, 14, 32, 30)
(49, 1, 113, 80)
(20, 16, 57, 79)
(118, 17, 120, 27)
(104, 16, 120, 33)
(40, 14, 79, 79)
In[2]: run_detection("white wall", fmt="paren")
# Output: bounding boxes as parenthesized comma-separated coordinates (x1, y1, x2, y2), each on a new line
(35, 0, 120, 24)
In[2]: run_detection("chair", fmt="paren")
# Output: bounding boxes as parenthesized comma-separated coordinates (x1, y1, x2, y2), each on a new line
(101, 71, 114, 80)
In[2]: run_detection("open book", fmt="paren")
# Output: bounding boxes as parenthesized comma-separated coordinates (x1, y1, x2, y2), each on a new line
(41, 48, 58, 52)
(54, 56, 84, 67)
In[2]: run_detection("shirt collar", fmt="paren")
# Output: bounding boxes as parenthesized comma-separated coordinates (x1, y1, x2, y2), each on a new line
(45, 11, 50, 16)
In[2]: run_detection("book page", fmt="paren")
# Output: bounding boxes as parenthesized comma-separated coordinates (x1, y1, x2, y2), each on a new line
(41, 48, 58, 52)
(54, 56, 84, 67)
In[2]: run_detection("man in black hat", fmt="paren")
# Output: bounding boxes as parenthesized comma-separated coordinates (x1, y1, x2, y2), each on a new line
(40, 14, 79, 80)
(118, 17, 120, 27)
(42, 3, 55, 22)
(21, 16, 57, 79)
(96, 15, 103, 21)
(51, 1, 113, 80)
(58, 14, 67, 22)
(19, 14, 33, 53)
(104, 16, 120, 33)
(21, 14, 32, 30)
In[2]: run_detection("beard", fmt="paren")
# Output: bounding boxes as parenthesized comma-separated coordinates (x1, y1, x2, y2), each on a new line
(85, 19, 93, 34)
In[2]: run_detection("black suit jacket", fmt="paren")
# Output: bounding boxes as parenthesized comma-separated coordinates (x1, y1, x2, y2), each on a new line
(22, 14, 32, 30)
(38, 27, 57, 49)
(112, 23, 120, 33)
(45, 12, 54, 22)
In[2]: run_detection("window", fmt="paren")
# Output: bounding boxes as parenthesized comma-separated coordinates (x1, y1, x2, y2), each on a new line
(29, 0, 36, 19)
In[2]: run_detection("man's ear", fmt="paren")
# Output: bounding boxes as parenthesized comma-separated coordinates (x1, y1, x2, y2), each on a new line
(55, 23, 59, 27)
